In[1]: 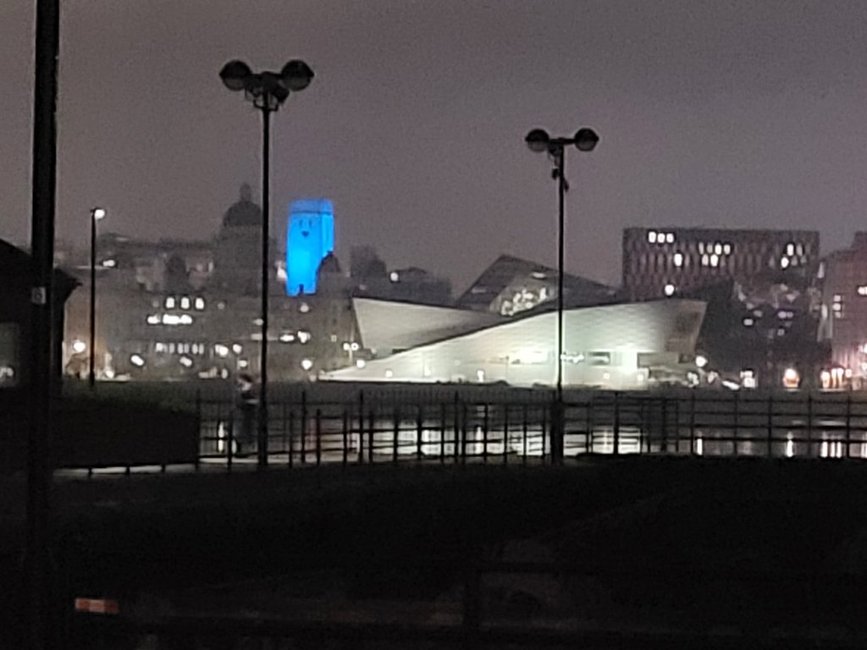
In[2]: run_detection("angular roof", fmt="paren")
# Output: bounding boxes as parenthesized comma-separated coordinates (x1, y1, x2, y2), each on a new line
(457, 254, 618, 313)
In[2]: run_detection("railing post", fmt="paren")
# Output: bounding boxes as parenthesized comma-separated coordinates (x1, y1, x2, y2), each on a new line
(194, 388, 202, 471)
(660, 397, 668, 454)
(482, 403, 489, 464)
(807, 393, 814, 458)
(461, 401, 468, 464)
(300, 391, 308, 465)
(368, 409, 375, 463)
(586, 394, 593, 454)
(417, 404, 424, 462)
(613, 391, 621, 456)
(358, 391, 365, 465)
(440, 402, 447, 464)
(453, 392, 461, 464)
(767, 393, 774, 458)
(846, 393, 852, 459)
(733, 390, 740, 456)
(392, 406, 400, 464)
(690, 391, 696, 456)
(315, 408, 322, 467)
(287, 409, 294, 468)
(227, 407, 234, 474)
(342, 409, 349, 468)
(281, 400, 288, 466)
(503, 405, 510, 465)
(522, 403, 529, 464)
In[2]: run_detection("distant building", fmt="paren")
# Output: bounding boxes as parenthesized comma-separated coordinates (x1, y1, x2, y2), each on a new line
(327, 297, 706, 390)
(622, 227, 820, 301)
(286, 198, 334, 296)
(821, 233, 867, 386)
(349, 245, 452, 306)
(0, 240, 78, 388)
(212, 183, 270, 295)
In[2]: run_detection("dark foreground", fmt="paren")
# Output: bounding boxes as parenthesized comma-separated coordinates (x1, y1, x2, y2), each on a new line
(4, 457, 867, 648)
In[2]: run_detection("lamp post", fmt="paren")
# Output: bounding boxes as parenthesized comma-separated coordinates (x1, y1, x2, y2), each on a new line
(220, 58, 314, 469)
(525, 127, 599, 462)
(88, 207, 105, 388)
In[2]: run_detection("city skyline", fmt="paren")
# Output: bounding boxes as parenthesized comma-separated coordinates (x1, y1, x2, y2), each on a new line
(3, 1, 867, 289)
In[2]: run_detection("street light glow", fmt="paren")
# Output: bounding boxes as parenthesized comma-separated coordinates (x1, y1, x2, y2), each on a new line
(92, 207, 106, 220)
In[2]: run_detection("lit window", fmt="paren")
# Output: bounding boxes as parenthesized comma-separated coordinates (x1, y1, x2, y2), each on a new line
(701, 254, 709, 267)
(673, 252, 684, 268)
(232, 344, 243, 355)
(297, 330, 312, 344)
(165, 297, 176, 309)
(665, 233, 675, 244)
(796, 243, 804, 256)
(714, 243, 722, 255)
(833, 294, 842, 302)
(647, 231, 657, 244)
(147, 314, 160, 325)
(330, 334, 338, 342)
(71, 339, 86, 354)
(299, 302, 310, 314)
(389, 271, 400, 282)
(857, 286, 867, 296)
(743, 317, 754, 327)
(787, 243, 795, 256)
(238, 359, 248, 369)
(214, 344, 229, 357)
(384, 369, 394, 378)
(832, 303, 842, 312)
(179, 356, 193, 368)
(698, 242, 705, 254)
(300, 358, 313, 371)
(194, 297, 205, 310)
(723, 243, 732, 255)
(476, 369, 486, 382)
(180, 297, 191, 310)
(130, 354, 146, 368)
(279, 333, 296, 343)
(663, 283, 675, 297)
(155, 342, 166, 353)
(102, 258, 117, 269)
(710, 254, 719, 267)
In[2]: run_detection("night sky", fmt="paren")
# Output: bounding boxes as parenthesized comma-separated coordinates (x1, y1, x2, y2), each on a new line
(2, 1, 867, 289)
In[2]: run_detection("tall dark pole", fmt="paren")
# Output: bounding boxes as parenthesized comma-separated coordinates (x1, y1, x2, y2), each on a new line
(28, 0, 60, 647)
(88, 213, 97, 389)
(556, 147, 566, 402)
(258, 106, 271, 469)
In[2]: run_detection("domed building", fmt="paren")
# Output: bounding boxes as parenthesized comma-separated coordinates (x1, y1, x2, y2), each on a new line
(212, 183, 276, 295)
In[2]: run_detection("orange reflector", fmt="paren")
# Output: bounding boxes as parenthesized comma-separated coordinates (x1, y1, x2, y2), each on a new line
(74, 597, 119, 615)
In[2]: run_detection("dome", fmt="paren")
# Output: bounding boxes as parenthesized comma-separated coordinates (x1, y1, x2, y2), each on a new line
(223, 183, 262, 227)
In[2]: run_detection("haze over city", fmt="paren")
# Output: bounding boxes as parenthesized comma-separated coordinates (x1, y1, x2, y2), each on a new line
(3, 0, 867, 288)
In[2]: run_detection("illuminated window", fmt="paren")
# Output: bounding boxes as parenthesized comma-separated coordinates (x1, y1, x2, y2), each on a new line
(165, 296, 176, 309)
(701, 254, 709, 267)
(300, 358, 313, 371)
(647, 231, 657, 243)
(673, 252, 684, 268)
(663, 283, 676, 297)
(743, 317, 754, 327)
(194, 297, 205, 310)
(857, 286, 867, 296)
(297, 330, 312, 344)
(723, 243, 732, 255)
(714, 243, 722, 255)
(180, 296, 191, 310)
(389, 271, 400, 282)
(299, 301, 310, 313)
(710, 254, 719, 267)
(665, 233, 675, 244)
(385, 369, 394, 378)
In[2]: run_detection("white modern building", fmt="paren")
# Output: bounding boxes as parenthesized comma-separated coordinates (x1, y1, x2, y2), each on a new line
(326, 297, 706, 390)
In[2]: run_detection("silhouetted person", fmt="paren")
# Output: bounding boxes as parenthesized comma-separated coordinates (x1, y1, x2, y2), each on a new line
(235, 373, 258, 457)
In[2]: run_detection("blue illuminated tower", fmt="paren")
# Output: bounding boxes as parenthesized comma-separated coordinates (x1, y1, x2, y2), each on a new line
(286, 198, 334, 295)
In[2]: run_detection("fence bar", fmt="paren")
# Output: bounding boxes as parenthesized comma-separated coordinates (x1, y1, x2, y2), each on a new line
(417, 405, 424, 462)
(440, 402, 447, 464)
(522, 404, 529, 464)
(300, 392, 308, 465)
(392, 407, 400, 465)
(503, 405, 510, 465)
(368, 410, 375, 463)
(767, 393, 774, 458)
(846, 394, 852, 459)
(613, 391, 621, 456)
(733, 391, 739, 457)
(482, 403, 489, 463)
(315, 409, 322, 467)
(342, 409, 349, 468)
(807, 394, 813, 457)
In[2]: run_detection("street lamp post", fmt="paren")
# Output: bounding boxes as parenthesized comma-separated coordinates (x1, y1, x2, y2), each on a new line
(89, 207, 105, 388)
(525, 127, 599, 462)
(220, 59, 314, 469)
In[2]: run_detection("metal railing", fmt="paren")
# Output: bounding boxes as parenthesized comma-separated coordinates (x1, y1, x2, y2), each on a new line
(196, 389, 867, 470)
